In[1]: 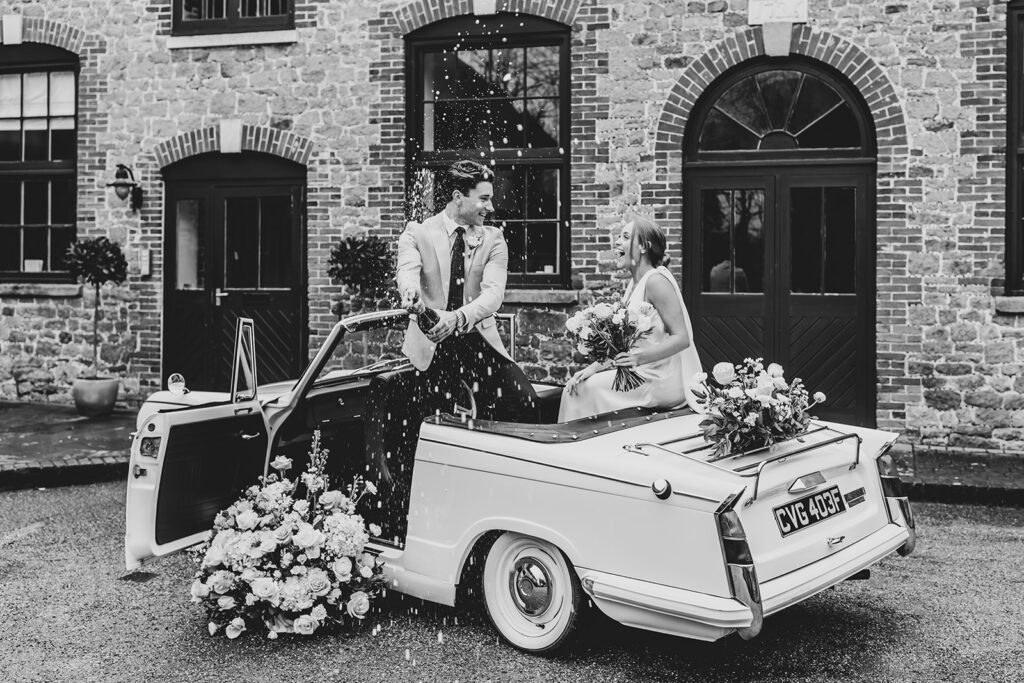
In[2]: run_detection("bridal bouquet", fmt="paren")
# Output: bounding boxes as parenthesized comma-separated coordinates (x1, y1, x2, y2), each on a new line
(565, 299, 656, 392)
(691, 358, 826, 461)
(189, 430, 386, 639)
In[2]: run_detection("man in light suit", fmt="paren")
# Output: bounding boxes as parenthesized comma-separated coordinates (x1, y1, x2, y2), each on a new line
(367, 160, 537, 490)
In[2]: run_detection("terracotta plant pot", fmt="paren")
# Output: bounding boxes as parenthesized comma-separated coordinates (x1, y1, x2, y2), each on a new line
(71, 377, 120, 418)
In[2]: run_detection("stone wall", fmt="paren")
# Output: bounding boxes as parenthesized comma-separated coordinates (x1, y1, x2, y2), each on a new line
(0, 0, 1021, 465)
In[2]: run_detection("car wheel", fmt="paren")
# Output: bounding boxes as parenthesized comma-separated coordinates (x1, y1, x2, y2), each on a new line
(482, 532, 582, 654)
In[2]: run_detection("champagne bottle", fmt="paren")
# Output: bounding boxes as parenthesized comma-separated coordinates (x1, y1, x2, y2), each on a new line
(415, 306, 440, 334)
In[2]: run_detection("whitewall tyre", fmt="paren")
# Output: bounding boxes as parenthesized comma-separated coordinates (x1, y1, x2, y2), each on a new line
(482, 532, 582, 654)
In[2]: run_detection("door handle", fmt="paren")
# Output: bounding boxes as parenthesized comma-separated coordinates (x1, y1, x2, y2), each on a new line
(132, 464, 148, 479)
(239, 432, 260, 440)
(214, 288, 229, 307)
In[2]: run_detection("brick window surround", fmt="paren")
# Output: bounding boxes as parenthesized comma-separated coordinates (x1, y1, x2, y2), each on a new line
(1008, 2, 1024, 295)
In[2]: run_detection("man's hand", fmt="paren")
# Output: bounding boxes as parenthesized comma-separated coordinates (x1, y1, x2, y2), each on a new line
(401, 288, 423, 312)
(427, 310, 461, 343)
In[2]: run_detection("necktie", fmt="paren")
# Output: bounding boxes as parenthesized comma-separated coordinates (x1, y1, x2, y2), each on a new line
(447, 226, 466, 312)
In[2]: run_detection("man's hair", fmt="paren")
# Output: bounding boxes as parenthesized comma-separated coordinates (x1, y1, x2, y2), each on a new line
(439, 160, 494, 201)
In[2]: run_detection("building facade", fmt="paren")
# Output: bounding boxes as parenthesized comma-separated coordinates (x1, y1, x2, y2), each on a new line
(0, 0, 1022, 466)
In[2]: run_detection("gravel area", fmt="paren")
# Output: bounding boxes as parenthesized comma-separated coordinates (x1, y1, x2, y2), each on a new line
(1, 483, 1022, 682)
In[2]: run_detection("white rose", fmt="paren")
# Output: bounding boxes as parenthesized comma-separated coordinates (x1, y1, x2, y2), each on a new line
(258, 532, 277, 553)
(767, 362, 784, 378)
(592, 303, 613, 320)
(190, 579, 211, 602)
(250, 577, 279, 602)
(293, 614, 318, 635)
(306, 568, 332, 597)
(332, 557, 353, 581)
(359, 566, 373, 579)
(217, 595, 236, 611)
(293, 523, 325, 550)
(293, 499, 310, 516)
(225, 617, 246, 639)
(311, 604, 328, 622)
(209, 570, 234, 594)
(346, 591, 371, 619)
(692, 372, 708, 384)
(272, 525, 292, 544)
(634, 315, 653, 333)
(270, 455, 293, 472)
(235, 509, 259, 531)
(319, 490, 347, 510)
(712, 362, 736, 385)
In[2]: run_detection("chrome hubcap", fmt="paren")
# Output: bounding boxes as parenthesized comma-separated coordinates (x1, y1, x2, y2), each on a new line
(509, 556, 552, 617)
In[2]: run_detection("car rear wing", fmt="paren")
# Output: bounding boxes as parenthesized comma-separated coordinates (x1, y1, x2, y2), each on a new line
(623, 424, 864, 508)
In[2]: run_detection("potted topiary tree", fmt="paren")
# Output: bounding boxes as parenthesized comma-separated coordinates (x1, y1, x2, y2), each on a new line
(65, 236, 129, 417)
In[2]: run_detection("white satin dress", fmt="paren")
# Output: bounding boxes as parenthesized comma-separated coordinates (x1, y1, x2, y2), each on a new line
(558, 266, 703, 422)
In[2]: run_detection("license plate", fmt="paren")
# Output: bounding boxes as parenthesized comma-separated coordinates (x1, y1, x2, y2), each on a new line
(774, 485, 847, 537)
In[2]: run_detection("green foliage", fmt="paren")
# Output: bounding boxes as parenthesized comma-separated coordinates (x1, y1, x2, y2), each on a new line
(65, 236, 128, 289)
(327, 235, 395, 297)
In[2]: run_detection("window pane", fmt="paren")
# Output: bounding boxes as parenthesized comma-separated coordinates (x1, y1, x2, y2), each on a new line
(183, 0, 225, 20)
(716, 77, 770, 136)
(0, 228, 18, 270)
(0, 74, 21, 118)
(23, 121, 48, 161)
(259, 196, 291, 288)
(755, 70, 801, 130)
(434, 99, 514, 150)
(176, 199, 205, 291)
(0, 126, 18, 161)
(790, 187, 823, 293)
(525, 168, 558, 219)
(22, 73, 48, 117)
(23, 227, 47, 270)
(49, 227, 74, 271)
(51, 125, 76, 160)
(23, 180, 48, 224)
(0, 181, 19, 224)
(795, 104, 861, 149)
(824, 187, 856, 293)
(503, 222, 527, 274)
(525, 99, 558, 147)
(49, 72, 75, 116)
(700, 108, 760, 151)
(51, 179, 75, 225)
(525, 222, 557, 273)
(526, 45, 559, 98)
(491, 168, 526, 220)
(788, 76, 842, 134)
(225, 197, 259, 288)
(241, 0, 288, 17)
(701, 189, 763, 293)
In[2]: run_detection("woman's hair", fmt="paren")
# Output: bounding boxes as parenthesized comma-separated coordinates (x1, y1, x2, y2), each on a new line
(439, 160, 495, 201)
(630, 216, 670, 267)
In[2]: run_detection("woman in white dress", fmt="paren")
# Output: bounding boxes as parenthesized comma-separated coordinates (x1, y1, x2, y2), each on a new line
(558, 217, 702, 421)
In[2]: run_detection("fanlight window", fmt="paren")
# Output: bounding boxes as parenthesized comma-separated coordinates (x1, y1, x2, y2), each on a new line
(698, 70, 862, 152)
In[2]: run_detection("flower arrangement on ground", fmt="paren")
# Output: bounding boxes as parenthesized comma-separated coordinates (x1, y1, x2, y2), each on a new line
(565, 299, 656, 392)
(690, 358, 826, 461)
(188, 430, 386, 639)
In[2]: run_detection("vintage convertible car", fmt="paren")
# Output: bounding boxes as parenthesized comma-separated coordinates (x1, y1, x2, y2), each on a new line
(125, 310, 916, 653)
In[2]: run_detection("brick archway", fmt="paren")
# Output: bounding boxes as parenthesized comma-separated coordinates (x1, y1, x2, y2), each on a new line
(653, 25, 908, 163)
(389, 0, 581, 35)
(153, 124, 315, 169)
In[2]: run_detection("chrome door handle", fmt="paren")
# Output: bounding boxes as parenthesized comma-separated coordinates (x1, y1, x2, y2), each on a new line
(214, 288, 229, 307)
(827, 536, 845, 547)
(132, 464, 147, 479)
(239, 432, 260, 440)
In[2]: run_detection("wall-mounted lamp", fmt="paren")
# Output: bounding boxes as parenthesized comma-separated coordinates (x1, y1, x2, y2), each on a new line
(107, 163, 144, 212)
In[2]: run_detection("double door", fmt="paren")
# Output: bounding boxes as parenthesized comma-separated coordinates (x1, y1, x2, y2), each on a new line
(164, 182, 305, 391)
(685, 167, 875, 425)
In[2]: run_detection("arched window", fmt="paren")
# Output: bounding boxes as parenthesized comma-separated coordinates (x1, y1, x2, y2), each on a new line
(0, 43, 78, 281)
(683, 59, 877, 426)
(406, 14, 571, 286)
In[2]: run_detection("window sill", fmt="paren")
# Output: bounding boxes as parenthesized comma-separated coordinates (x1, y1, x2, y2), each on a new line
(0, 283, 82, 298)
(167, 29, 298, 50)
(995, 296, 1024, 315)
(503, 289, 579, 306)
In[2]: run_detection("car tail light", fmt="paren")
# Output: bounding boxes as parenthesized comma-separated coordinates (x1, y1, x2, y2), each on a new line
(876, 444, 916, 556)
(139, 437, 162, 458)
(716, 491, 762, 639)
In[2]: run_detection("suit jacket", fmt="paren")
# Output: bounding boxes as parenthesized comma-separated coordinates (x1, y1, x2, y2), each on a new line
(396, 212, 512, 371)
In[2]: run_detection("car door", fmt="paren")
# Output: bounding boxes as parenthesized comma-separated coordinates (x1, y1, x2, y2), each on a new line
(125, 319, 270, 570)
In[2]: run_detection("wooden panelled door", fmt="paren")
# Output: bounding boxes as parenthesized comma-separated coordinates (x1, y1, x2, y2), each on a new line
(683, 60, 876, 425)
(163, 153, 306, 392)
(686, 169, 873, 425)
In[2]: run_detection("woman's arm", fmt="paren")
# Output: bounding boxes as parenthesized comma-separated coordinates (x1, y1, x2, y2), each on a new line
(617, 272, 691, 367)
